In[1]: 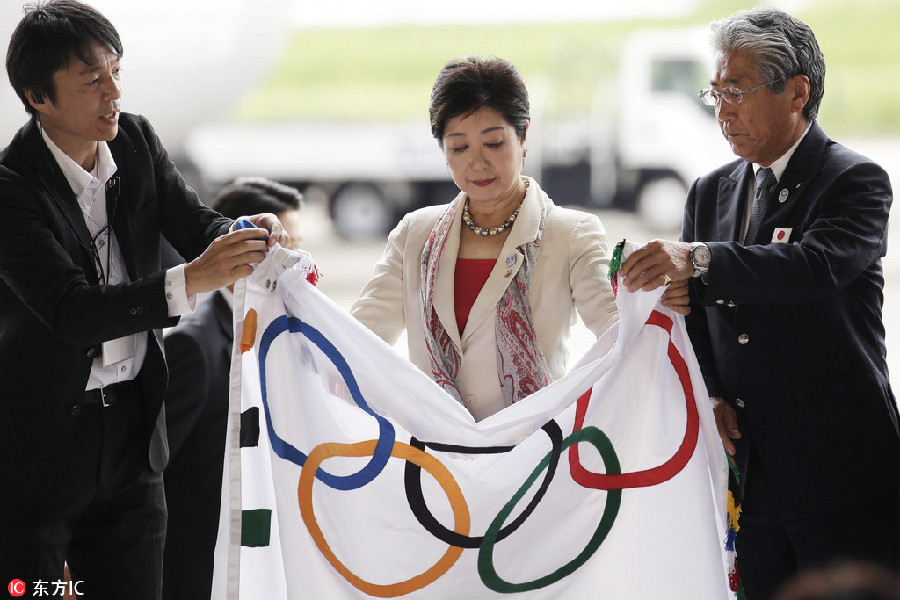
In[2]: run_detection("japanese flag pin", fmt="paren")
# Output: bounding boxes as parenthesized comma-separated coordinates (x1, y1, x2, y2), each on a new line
(778, 188, 789, 203)
(772, 227, 792, 243)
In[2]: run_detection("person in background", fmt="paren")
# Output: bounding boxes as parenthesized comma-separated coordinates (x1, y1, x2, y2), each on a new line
(162, 178, 302, 600)
(620, 7, 899, 598)
(351, 55, 689, 422)
(0, 2, 288, 598)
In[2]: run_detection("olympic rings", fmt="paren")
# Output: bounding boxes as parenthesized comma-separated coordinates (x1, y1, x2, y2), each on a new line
(258, 315, 396, 491)
(253, 304, 697, 594)
(298, 439, 470, 598)
(568, 310, 699, 490)
(478, 426, 622, 593)
(404, 420, 563, 548)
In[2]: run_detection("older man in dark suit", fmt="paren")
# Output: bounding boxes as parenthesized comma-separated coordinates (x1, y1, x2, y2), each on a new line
(0, 2, 287, 598)
(621, 7, 900, 599)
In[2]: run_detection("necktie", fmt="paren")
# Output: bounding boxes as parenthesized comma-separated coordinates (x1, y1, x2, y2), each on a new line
(745, 167, 776, 244)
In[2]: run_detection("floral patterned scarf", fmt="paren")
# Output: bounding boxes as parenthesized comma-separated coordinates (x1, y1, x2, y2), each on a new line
(420, 185, 552, 407)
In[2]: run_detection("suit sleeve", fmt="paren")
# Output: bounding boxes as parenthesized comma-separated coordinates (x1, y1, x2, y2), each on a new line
(135, 115, 232, 261)
(680, 178, 724, 398)
(351, 215, 410, 345)
(569, 212, 618, 337)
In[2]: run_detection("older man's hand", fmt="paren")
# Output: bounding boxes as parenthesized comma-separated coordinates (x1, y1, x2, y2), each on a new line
(620, 239, 695, 293)
(661, 278, 691, 315)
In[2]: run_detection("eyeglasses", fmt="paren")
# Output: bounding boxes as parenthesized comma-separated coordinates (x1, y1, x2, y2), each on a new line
(698, 78, 784, 106)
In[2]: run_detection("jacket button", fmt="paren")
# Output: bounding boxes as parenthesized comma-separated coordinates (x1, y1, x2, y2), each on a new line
(70, 404, 81, 416)
(738, 334, 750, 344)
(716, 299, 724, 305)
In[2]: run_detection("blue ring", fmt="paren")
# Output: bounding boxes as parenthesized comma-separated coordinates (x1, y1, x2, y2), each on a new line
(257, 315, 395, 490)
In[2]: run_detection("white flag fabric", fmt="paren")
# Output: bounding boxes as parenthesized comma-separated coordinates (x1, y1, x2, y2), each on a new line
(213, 246, 732, 599)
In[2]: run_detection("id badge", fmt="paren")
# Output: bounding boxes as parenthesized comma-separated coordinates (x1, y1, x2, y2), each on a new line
(102, 335, 135, 366)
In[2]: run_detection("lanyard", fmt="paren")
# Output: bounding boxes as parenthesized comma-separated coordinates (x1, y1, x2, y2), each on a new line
(90, 224, 112, 285)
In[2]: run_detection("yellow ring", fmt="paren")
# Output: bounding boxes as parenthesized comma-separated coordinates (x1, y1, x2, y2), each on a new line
(661, 273, 672, 286)
(298, 439, 470, 597)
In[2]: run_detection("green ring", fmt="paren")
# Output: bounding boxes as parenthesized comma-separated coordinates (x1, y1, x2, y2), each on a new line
(477, 426, 622, 593)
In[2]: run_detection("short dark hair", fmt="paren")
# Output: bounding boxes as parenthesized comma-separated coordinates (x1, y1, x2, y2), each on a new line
(212, 177, 303, 220)
(6, 0, 123, 119)
(429, 56, 530, 148)
(710, 7, 825, 122)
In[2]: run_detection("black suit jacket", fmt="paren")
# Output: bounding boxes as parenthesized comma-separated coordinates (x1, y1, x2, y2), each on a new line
(162, 290, 232, 600)
(0, 114, 231, 515)
(682, 121, 900, 508)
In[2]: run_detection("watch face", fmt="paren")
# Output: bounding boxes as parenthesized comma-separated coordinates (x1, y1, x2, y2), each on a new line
(693, 245, 711, 266)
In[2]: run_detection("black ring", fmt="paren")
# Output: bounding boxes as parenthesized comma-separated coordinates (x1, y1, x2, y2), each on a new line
(403, 420, 563, 549)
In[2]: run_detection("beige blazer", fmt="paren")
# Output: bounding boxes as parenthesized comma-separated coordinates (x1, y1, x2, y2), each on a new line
(351, 178, 618, 421)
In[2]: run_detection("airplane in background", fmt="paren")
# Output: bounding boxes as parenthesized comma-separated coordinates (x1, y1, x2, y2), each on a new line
(0, 0, 293, 196)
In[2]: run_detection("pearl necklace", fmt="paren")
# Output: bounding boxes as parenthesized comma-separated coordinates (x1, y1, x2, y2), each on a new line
(462, 179, 529, 237)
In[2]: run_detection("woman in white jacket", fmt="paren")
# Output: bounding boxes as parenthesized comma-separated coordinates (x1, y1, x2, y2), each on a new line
(352, 56, 688, 421)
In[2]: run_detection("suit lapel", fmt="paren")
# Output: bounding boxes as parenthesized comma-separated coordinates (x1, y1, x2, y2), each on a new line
(462, 183, 541, 341)
(764, 122, 828, 235)
(433, 205, 463, 348)
(19, 121, 95, 252)
(717, 162, 751, 242)
(107, 133, 138, 279)
(463, 246, 522, 341)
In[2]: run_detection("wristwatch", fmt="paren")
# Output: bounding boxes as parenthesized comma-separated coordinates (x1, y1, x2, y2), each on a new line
(690, 242, 711, 278)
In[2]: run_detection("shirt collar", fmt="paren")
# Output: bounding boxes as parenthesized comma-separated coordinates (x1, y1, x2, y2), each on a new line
(40, 126, 118, 197)
(754, 122, 812, 182)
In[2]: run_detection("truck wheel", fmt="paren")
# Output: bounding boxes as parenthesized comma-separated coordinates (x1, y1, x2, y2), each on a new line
(331, 184, 393, 240)
(636, 176, 687, 232)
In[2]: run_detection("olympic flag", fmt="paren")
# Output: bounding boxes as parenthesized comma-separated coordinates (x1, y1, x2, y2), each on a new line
(212, 246, 732, 599)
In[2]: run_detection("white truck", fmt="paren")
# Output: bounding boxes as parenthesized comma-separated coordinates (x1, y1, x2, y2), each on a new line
(536, 27, 733, 231)
(186, 26, 732, 239)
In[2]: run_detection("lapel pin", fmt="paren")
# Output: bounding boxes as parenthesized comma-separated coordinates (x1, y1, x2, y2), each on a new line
(778, 188, 789, 203)
(505, 255, 516, 267)
(772, 227, 792, 243)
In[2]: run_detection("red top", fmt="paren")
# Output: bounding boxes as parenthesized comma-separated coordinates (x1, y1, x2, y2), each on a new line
(454, 258, 495, 333)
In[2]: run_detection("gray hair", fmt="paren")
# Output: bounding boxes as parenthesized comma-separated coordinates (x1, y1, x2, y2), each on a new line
(710, 6, 825, 122)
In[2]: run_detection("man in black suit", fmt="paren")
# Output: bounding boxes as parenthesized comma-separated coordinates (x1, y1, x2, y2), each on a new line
(162, 178, 302, 600)
(0, 2, 288, 598)
(621, 7, 900, 598)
